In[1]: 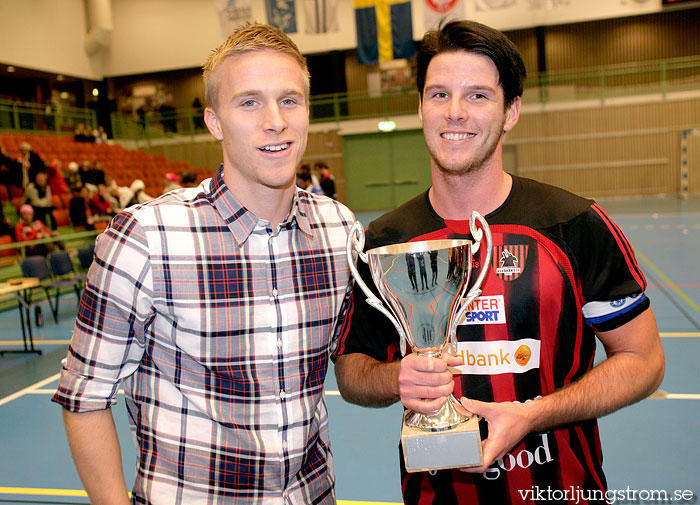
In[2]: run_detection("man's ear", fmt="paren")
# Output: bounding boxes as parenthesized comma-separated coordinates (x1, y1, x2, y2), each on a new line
(418, 95, 423, 125)
(503, 96, 521, 133)
(204, 107, 223, 141)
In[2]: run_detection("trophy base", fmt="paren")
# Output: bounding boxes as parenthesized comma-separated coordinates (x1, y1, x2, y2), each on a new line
(401, 414, 482, 473)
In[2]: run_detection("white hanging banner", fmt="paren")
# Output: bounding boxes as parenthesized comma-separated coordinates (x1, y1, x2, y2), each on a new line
(467, 0, 662, 31)
(423, 0, 466, 31)
(214, 0, 254, 41)
(303, 0, 340, 34)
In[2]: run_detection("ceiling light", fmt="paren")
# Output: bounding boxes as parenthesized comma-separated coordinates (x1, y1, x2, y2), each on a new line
(57, 75, 65, 81)
(7, 66, 15, 73)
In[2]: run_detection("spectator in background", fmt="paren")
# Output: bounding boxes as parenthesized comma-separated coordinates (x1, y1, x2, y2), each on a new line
(180, 170, 198, 188)
(159, 104, 178, 133)
(0, 203, 13, 237)
(128, 179, 154, 205)
(15, 204, 56, 256)
(78, 161, 92, 188)
(47, 159, 68, 196)
(314, 161, 336, 199)
(24, 171, 57, 230)
(74, 123, 94, 143)
(0, 145, 23, 191)
(192, 97, 205, 130)
(65, 161, 82, 193)
(162, 172, 182, 194)
(106, 180, 132, 213)
(105, 179, 155, 213)
(105, 185, 121, 213)
(297, 163, 322, 194)
(89, 160, 107, 187)
(69, 186, 94, 230)
(19, 142, 46, 188)
(77, 160, 103, 188)
(89, 185, 115, 223)
(296, 170, 311, 191)
(93, 125, 108, 144)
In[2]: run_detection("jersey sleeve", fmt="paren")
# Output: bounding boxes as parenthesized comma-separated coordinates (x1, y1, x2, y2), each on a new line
(567, 203, 649, 332)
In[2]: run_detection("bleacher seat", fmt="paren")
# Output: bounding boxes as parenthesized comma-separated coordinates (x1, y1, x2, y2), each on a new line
(0, 235, 19, 267)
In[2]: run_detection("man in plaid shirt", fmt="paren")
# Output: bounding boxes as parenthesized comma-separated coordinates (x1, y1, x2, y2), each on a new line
(53, 23, 354, 504)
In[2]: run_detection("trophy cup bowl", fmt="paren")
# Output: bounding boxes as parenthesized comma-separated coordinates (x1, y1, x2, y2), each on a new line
(347, 211, 492, 471)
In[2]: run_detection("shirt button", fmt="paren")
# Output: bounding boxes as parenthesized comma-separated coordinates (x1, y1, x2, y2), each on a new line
(277, 339, 283, 348)
(279, 390, 287, 400)
(282, 440, 288, 449)
(272, 288, 278, 298)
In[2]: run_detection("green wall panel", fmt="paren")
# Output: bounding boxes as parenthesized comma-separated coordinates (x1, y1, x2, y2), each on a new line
(343, 129, 432, 212)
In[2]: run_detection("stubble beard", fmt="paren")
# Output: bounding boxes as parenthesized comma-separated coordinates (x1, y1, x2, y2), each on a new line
(432, 126, 504, 181)
(429, 103, 507, 176)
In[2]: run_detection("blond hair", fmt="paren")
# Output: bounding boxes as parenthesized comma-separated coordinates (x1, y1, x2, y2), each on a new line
(203, 23, 310, 111)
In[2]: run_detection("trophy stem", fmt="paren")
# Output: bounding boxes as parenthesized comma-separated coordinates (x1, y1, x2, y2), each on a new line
(402, 350, 471, 431)
(404, 394, 470, 432)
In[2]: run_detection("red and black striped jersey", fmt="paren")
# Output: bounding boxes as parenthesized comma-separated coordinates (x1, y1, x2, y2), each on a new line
(334, 176, 649, 505)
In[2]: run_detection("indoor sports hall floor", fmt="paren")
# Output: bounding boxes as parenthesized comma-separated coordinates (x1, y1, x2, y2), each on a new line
(0, 197, 698, 505)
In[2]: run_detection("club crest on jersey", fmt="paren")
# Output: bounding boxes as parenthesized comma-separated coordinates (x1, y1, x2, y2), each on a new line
(492, 245, 528, 281)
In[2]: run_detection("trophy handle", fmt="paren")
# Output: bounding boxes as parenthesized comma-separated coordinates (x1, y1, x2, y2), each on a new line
(448, 211, 493, 347)
(347, 221, 410, 356)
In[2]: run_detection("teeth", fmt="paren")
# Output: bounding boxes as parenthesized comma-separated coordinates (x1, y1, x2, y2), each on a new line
(442, 133, 474, 141)
(261, 143, 290, 152)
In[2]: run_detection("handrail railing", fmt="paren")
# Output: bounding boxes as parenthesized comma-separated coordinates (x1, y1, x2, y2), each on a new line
(0, 230, 100, 259)
(0, 99, 97, 136)
(1, 55, 699, 141)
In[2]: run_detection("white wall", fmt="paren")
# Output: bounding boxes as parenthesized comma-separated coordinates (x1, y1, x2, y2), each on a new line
(0, 0, 663, 80)
(104, 0, 360, 77)
(105, 0, 221, 77)
(0, 0, 99, 79)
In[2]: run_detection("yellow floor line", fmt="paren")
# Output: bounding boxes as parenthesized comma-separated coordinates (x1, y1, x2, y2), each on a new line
(665, 393, 700, 400)
(635, 249, 700, 313)
(649, 390, 700, 400)
(660, 332, 700, 337)
(0, 339, 71, 345)
(0, 488, 400, 504)
(0, 487, 87, 497)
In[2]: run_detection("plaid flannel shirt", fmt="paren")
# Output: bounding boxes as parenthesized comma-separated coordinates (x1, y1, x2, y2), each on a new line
(53, 167, 355, 504)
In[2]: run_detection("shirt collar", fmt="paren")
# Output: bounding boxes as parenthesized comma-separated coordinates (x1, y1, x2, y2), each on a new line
(206, 165, 314, 246)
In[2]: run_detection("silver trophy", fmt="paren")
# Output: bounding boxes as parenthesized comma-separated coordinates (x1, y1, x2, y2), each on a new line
(347, 211, 492, 472)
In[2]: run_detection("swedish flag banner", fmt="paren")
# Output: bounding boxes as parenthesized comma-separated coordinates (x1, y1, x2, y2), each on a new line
(354, 0, 414, 65)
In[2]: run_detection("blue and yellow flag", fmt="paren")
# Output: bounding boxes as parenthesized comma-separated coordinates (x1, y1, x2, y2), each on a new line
(354, 0, 414, 65)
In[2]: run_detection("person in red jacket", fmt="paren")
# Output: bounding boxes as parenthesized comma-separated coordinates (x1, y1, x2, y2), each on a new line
(47, 159, 68, 196)
(15, 204, 56, 256)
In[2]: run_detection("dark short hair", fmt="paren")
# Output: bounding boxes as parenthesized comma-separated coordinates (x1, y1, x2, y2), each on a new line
(314, 161, 328, 170)
(416, 20, 526, 107)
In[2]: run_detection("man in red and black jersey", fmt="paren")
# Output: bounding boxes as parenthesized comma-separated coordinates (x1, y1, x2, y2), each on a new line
(332, 20, 665, 505)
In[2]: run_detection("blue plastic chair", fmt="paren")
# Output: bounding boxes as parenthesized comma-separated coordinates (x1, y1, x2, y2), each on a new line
(21, 254, 81, 324)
